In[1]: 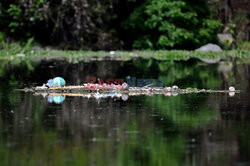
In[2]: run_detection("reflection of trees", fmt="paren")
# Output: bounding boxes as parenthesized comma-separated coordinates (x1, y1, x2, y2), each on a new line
(0, 92, 188, 165)
(215, 62, 250, 165)
(144, 60, 250, 165)
(146, 93, 221, 127)
(218, 61, 250, 93)
(195, 62, 250, 165)
(193, 122, 242, 166)
(131, 59, 222, 89)
(56, 97, 133, 143)
(8, 92, 135, 143)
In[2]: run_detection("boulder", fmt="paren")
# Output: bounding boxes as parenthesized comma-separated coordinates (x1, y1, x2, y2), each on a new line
(196, 43, 222, 52)
(217, 33, 234, 45)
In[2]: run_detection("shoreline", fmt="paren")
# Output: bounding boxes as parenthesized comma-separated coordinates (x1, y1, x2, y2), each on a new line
(0, 50, 250, 63)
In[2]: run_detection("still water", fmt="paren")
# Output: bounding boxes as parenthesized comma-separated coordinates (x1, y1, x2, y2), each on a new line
(0, 58, 249, 166)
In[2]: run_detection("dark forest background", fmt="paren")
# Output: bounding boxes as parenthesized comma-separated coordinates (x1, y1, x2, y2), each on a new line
(0, 0, 249, 50)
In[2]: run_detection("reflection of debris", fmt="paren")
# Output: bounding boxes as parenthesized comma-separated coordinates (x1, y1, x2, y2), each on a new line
(172, 92, 178, 96)
(48, 95, 66, 104)
(229, 92, 235, 97)
(164, 92, 171, 96)
(121, 94, 129, 101)
(41, 93, 47, 98)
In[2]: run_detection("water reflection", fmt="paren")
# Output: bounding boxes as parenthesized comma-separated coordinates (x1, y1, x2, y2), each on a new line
(0, 58, 249, 166)
(39, 90, 238, 105)
(48, 95, 66, 104)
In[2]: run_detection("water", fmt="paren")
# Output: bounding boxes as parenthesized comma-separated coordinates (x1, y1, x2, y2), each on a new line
(0, 58, 249, 166)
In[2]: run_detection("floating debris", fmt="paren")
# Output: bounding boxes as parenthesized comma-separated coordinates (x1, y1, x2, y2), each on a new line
(229, 86, 235, 91)
(52, 77, 66, 87)
(122, 83, 129, 90)
(172, 85, 178, 91)
(110, 51, 115, 55)
(164, 87, 171, 91)
(32, 83, 240, 95)
(18, 79, 241, 105)
(45, 77, 66, 87)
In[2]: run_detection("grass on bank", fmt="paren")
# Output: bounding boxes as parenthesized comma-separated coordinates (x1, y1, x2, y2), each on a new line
(0, 40, 250, 63)
(1, 49, 249, 63)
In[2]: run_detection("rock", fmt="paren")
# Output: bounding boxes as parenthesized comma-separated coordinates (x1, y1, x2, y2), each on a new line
(217, 33, 233, 45)
(196, 43, 222, 52)
(164, 92, 171, 96)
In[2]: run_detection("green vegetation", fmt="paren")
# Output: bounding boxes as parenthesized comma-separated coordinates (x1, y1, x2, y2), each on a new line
(0, 48, 249, 63)
(123, 0, 222, 49)
(1, 0, 248, 50)
(1, 32, 249, 63)
(145, 94, 218, 127)
(237, 41, 250, 50)
(0, 118, 187, 166)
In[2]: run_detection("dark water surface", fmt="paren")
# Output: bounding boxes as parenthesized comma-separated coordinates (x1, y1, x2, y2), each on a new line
(0, 58, 249, 166)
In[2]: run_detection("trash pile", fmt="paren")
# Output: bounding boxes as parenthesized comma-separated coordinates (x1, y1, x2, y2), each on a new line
(33, 77, 238, 104)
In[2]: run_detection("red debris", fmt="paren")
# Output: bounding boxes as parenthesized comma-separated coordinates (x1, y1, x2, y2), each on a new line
(86, 83, 123, 90)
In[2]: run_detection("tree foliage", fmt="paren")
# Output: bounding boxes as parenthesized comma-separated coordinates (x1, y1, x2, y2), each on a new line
(0, 0, 222, 50)
(123, 0, 222, 49)
(0, 0, 125, 50)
